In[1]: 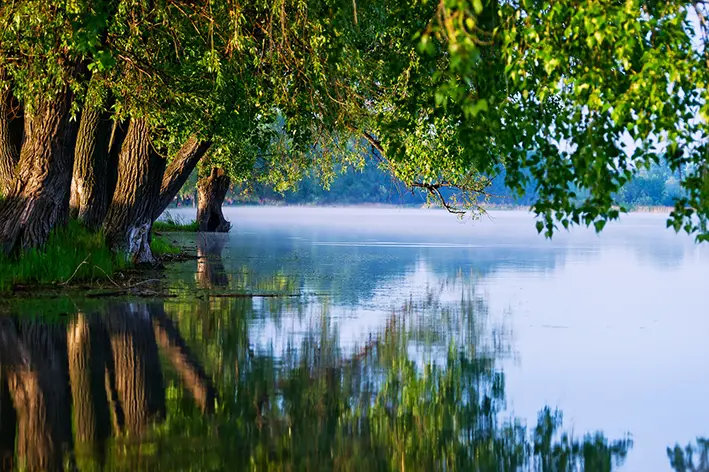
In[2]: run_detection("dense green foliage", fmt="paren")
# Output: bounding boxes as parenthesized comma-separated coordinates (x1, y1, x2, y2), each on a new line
(5, 0, 709, 246)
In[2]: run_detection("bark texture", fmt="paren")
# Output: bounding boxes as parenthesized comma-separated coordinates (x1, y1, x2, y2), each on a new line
(105, 303, 165, 435)
(151, 304, 217, 413)
(196, 168, 231, 233)
(103, 118, 164, 263)
(152, 136, 211, 220)
(0, 90, 77, 255)
(69, 106, 114, 230)
(0, 84, 22, 196)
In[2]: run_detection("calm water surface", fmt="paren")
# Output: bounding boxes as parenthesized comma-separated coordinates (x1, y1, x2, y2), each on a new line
(1, 207, 708, 471)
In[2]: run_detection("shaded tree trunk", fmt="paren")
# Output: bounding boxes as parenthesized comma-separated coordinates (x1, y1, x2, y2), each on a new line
(104, 303, 165, 435)
(67, 313, 111, 454)
(150, 304, 217, 413)
(0, 82, 23, 196)
(69, 104, 114, 230)
(103, 118, 164, 264)
(0, 89, 77, 255)
(197, 168, 231, 233)
(0, 319, 73, 472)
(196, 233, 229, 288)
(152, 137, 211, 220)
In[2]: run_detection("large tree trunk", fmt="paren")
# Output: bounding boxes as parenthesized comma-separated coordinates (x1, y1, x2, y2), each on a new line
(105, 303, 166, 435)
(103, 118, 164, 264)
(69, 104, 114, 230)
(0, 89, 77, 255)
(150, 304, 217, 413)
(152, 137, 211, 220)
(0, 319, 73, 472)
(197, 168, 231, 233)
(0, 83, 23, 196)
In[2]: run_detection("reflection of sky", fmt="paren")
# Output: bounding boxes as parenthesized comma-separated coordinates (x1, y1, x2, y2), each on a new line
(170, 206, 709, 471)
(248, 257, 497, 363)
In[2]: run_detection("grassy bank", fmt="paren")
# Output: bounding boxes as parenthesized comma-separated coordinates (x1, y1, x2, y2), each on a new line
(0, 220, 181, 293)
(153, 212, 199, 232)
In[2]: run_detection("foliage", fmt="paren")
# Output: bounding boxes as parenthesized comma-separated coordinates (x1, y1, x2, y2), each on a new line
(427, 0, 709, 240)
(6, 0, 709, 243)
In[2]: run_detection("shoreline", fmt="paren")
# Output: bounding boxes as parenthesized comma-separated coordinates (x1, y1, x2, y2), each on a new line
(169, 202, 677, 214)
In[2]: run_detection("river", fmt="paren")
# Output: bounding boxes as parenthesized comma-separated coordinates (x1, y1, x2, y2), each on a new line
(1, 207, 708, 471)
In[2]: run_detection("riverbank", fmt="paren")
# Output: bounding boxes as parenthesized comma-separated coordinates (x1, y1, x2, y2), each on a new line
(166, 202, 677, 214)
(0, 220, 194, 297)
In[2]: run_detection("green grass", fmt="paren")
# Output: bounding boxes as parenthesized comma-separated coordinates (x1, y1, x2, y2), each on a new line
(151, 235, 182, 256)
(153, 212, 199, 232)
(0, 220, 183, 293)
(0, 220, 129, 292)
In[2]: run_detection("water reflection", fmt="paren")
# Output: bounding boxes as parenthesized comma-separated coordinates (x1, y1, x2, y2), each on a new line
(0, 299, 632, 470)
(196, 234, 229, 289)
(5, 211, 707, 471)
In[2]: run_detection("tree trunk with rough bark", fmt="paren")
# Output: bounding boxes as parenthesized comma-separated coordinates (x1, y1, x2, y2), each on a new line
(69, 106, 114, 230)
(152, 137, 211, 220)
(197, 168, 231, 233)
(0, 90, 77, 256)
(0, 318, 73, 472)
(105, 303, 165, 435)
(103, 118, 164, 264)
(0, 83, 23, 196)
(150, 304, 217, 413)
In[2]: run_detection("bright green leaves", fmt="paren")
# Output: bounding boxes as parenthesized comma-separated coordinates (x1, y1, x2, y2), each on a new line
(87, 50, 116, 73)
(477, 0, 704, 238)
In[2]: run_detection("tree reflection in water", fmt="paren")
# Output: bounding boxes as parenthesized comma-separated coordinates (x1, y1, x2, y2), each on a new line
(0, 250, 637, 471)
(668, 438, 709, 471)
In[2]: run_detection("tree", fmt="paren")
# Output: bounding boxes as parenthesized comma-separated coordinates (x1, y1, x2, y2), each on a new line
(3, 0, 709, 264)
(412, 0, 707, 240)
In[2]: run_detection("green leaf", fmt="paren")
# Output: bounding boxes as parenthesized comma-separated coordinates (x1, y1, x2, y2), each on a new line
(471, 99, 488, 116)
(473, 0, 484, 15)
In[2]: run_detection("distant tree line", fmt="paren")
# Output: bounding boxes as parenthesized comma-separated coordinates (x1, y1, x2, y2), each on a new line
(172, 159, 683, 210)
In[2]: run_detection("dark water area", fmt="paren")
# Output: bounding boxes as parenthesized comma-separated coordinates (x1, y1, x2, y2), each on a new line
(1, 207, 708, 471)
